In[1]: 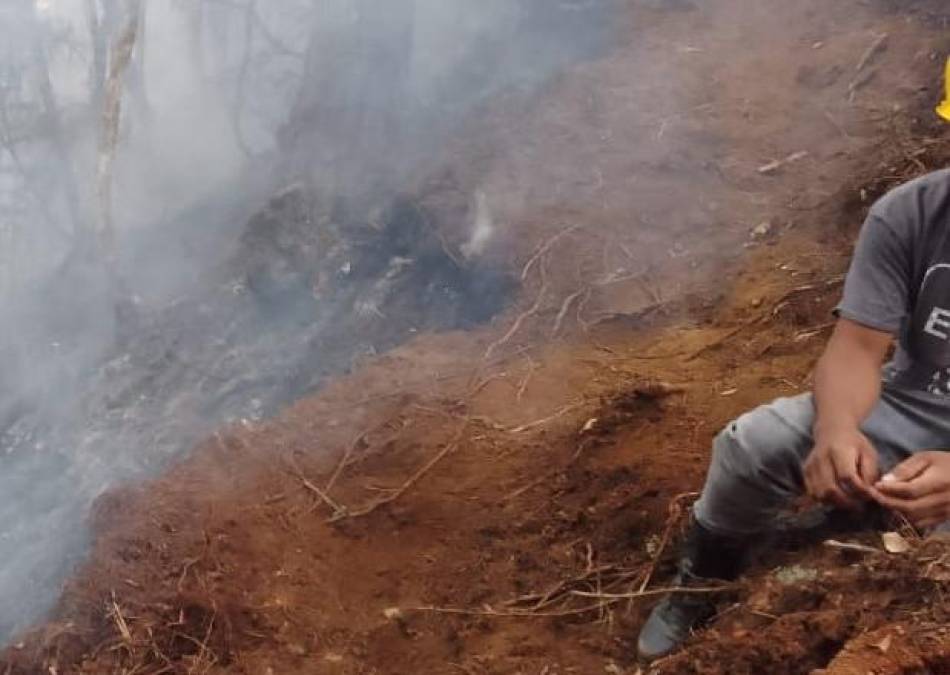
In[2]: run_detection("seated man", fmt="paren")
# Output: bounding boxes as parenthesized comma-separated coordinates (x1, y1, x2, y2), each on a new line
(637, 168, 950, 661)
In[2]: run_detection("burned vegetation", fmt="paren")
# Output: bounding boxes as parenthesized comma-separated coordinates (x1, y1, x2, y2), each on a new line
(2, 0, 950, 674)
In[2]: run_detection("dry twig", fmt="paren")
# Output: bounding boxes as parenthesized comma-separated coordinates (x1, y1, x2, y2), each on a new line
(823, 539, 883, 555)
(324, 414, 404, 494)
(686, 276, 844, 361)
(552, 288, 590, 337)
(506, 402, 584, 434)
(287, 456, 345, 516)
(516, 356, 539, 402)
(571, 583, 738, 601)
(758, 151, 808, 175)
(470, 371, 510, 397)
(411, 583, 736, 619)
(328, 422, 469, 522)
(855, 33, 888, 74)
(638, 492, 699, 594)
(484, 256, 550, 363)
(110, 592, 132, 644)
(521, 224, 581, 282)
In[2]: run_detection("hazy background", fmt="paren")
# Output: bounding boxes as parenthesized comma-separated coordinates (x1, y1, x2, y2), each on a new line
(0, 0, 616, 643)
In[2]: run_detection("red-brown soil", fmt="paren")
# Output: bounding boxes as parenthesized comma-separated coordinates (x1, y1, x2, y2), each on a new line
(4, 1, 950, 673)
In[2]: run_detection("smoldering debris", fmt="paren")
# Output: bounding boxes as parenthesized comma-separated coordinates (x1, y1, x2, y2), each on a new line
(234, 188, 516, 336)
(0, 0, 618, 646)
(0, 186, 517, 642)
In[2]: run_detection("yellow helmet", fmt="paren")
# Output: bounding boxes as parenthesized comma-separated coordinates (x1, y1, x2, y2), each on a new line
(939, 57, 950, 122)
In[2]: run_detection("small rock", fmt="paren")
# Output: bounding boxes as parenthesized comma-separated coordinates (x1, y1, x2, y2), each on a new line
(873, 633, 893, 653)
(881, 531, 911, 554)
(383, 607, 404, 621)
(774, 565, 819, 585)
(580, 418, 599, 434)
(751, 222, 773, 239)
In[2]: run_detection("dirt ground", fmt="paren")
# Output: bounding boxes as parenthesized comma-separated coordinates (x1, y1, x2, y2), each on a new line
(4, 0, 950, 673)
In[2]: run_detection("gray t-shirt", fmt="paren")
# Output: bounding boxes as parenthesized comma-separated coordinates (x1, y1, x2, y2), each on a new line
(836, 169, 950, 395)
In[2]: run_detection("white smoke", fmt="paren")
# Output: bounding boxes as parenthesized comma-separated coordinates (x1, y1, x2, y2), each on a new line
(0, 0, 616, 642)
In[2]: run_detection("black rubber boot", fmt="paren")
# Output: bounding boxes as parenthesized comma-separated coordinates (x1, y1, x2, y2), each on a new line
(636, 520, 753, 662)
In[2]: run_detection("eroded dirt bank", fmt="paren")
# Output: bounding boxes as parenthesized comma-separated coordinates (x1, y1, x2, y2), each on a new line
(4, 1, 950, 673)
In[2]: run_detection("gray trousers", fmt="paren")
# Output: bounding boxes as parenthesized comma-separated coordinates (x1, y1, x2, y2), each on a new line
(693, 386, 950, 535)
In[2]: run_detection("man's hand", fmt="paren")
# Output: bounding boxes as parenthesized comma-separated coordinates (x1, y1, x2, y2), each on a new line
(807, 319, 891, 509)
(804, 425, 880, 509)
(872, 452, 950, 528)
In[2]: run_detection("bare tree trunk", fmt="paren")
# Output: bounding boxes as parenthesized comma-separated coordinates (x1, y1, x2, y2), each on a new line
(127, 2, 150, 121)
(96, 0, 143, 268)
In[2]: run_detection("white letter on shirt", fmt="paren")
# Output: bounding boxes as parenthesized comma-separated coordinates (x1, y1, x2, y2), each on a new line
(924, 307, 950, 340)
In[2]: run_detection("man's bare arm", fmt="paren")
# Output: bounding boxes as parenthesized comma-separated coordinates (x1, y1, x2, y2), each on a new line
(804, 318, 893, 507)
(813, 318, 892, 438)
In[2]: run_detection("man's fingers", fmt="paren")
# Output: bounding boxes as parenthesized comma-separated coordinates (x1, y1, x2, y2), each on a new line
(856, 443, 880, 489)
(804, 454, 856, 508)
(875, 469, 942, 500)
(818, 461, 860, 508)
(829, 447, 867, 497)
(881, 454, 931, 483)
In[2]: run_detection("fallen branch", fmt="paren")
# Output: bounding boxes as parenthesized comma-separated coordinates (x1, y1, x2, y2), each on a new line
(328, 422, 469, 523)
(552, 288, 590, 337)
(855, 32, 888, 74)
(483, 256, 549, 363)
(848, 68, 877, 101)
(516, 357, 539, 402)
(501, 473, 552, 503)
(470, 371, 510, 397)
(411, 603, 619, 619)
(502, 564, 623, 612)
(576, 286, 595, 332)
(521, 224, 581, 282)
(324, 414, 404, 494)
(287, 456, 345, 516)
(411, 583, 736, 619)
(758, 150, 808, 175)
(506, 402, 584, 434)
(324, 437, 359, 496)
(823, 539, 883, 555)
(570, 583, 738, 601)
